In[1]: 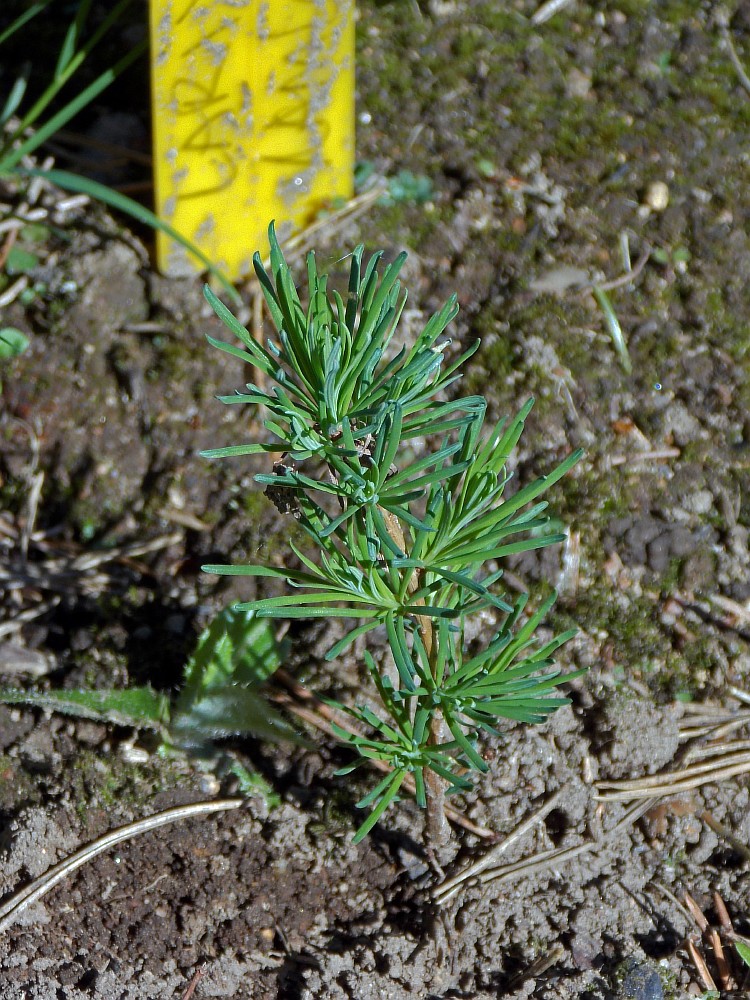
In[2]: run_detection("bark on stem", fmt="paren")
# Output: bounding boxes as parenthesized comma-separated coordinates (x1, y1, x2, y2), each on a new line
(380, 508, 454, 860)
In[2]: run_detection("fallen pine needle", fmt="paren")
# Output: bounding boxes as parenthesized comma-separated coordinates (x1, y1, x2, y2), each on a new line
(596, 741, 750, 801)
(0, 799, 243, 936)
(434, 797, 653, 905)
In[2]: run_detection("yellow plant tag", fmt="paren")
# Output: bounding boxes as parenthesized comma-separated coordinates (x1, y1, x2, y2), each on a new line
(149, 1, 354, 279)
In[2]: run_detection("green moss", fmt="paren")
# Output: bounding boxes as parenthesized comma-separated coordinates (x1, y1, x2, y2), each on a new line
(660, 556, 683, 594)
(736, 473, 750, 528)
(613, 956, 679, 1000)
(462, 326, 515, 397)
(0, 476, 28, 520)
(547, 98, 632, 162)
(240, 489, 268, 520)
(580, 588, 664, 661)
(153, 333, 193, 383)
(557, 465, 632, 525)
(673, 438, 712, 468)
(364, 199, 447, 252)
(572, 578, 718, 698)
(224, 482, 309, 562)
(70, 748, 185, 824)
(359, 0, 750, 210)
(70, 493, 127, 540)
(451, 27, 484, 61)
(307, 784, 355, 841)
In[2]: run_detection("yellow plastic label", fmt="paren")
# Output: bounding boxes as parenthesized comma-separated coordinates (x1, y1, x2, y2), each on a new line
(149, 1, 355, 279)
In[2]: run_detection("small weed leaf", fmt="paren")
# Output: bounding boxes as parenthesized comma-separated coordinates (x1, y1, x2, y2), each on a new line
(171, 606, 300, 748)
(0, 328, 30, 359)
(0, 607, 297, 800)
(4, 247, 39, 275)
(0, 686, 169, 728)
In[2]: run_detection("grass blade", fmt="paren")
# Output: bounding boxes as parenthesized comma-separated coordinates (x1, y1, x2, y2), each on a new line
(593, 285, 632, 374)
(0, 2, 52, 46)
(22, 169, 239, 303)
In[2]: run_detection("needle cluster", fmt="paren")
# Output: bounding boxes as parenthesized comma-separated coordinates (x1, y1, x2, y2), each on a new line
(203, 224, 583, 842)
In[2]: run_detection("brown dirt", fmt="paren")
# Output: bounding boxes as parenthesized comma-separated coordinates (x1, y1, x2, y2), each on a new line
(2, 1, 750, 998)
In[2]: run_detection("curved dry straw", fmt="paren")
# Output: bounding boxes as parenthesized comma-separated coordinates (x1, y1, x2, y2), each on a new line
(596, 739, 750, 802)
(0, 799, 243, 936)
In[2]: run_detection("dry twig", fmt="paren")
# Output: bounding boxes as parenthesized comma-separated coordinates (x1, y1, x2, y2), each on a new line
(597, 738, 750, 802)
(683, 890, 743, 993)
(0, 800, 243, 937)
(179, 963, 207, 1000)
(434, 797, 653, 905)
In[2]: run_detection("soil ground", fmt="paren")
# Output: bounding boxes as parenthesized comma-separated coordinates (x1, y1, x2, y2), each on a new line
(2, 1, 750, 998)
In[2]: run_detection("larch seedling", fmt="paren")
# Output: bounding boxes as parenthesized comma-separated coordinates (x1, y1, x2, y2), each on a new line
(203, 224, 583, 847)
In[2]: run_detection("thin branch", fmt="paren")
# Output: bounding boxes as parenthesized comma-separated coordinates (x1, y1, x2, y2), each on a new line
(700, 810, 750, 864)
(718, 12, 750, 97)
(610, 447, 680, 467)
(687, 936, 717, 992)
(435, 798, 653, 905)
(587, 244, 652, 293)
(596, 741, 750, 801)
(180, 964, 207, 1000)
(0, 596, 60, 640)
(434, 789, 563, 903)
(378, 506, 452, 861)
(20, 471, 44, 560)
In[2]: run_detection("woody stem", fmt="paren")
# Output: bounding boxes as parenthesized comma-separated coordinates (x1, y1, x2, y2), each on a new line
(380, 508, 453, 858)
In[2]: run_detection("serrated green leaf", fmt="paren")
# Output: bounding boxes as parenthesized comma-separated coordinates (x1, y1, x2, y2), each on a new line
(0, 686, 169, 728)
(179, 606, 286, 704)
(170, 686, 300, 745)
(172, 606, 297, 746)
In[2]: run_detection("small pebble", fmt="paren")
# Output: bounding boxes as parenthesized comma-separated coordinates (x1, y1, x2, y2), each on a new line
(199, 773, 221, 795)
(618, 958, 664, 1000)
(644, 181, 669, 212)
(119, 742, 151, 764)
